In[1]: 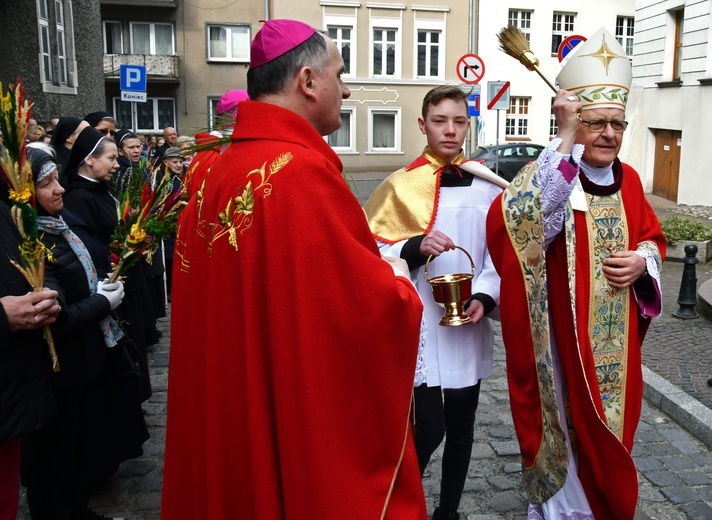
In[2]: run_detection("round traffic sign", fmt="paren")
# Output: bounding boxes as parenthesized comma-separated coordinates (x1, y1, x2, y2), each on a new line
(557, 34, 587, 62)
(456, 53, 485, 85)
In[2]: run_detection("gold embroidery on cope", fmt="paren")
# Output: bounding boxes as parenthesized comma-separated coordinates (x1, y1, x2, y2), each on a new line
(196, 152, 293, 255)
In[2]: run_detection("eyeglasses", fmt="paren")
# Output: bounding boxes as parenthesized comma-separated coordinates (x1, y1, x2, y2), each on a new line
(98, 128, 117, 136)
(577, 114, 628, 133)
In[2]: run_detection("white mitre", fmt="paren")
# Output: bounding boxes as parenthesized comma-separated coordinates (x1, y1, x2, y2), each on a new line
(556, 27, 631, 111)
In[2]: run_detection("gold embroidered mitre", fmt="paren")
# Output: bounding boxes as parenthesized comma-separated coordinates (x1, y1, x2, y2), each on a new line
(556, 27, 632, 111)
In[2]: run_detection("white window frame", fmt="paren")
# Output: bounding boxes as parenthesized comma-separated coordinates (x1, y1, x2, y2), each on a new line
(37, 0, 77, 94)
(130, 22, 175, 55)
(37, 0, 52, 84)
(325, 14, 357, 78)
(509, 9, 532, 42)
(506, 97, 530, 138)
(326, 106, 356, 153)
(551, 12, 575, 55)
(113, 97, 176, 133)
(367, 107, 401, 153)
(206, 23, 251, 63)
(369, 17, 402, 78)
(55, 0, 67, 85)
(103, 21, 123, 54)
(616, 16, 635, 57)
(414, 19, 445, 80)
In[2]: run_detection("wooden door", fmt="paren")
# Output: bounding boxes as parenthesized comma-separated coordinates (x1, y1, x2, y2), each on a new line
(652, 129, 681, 202)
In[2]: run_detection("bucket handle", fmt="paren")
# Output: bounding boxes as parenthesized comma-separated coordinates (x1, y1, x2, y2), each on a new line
(424, 245, 476, 282)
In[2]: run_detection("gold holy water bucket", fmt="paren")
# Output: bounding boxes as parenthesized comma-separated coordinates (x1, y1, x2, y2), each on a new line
(424, 246, 476, 327)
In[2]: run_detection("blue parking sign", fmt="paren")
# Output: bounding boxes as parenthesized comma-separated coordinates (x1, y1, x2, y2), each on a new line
(120, 65, 147, 92)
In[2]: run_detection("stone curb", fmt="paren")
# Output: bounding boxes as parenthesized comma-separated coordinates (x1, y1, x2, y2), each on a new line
(643, 365, 712, 448)
(699, 279, 712, 322)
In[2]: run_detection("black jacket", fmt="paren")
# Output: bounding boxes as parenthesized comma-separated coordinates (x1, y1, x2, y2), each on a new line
(41, 211, 112, 389)
(0, 201, 56, 443)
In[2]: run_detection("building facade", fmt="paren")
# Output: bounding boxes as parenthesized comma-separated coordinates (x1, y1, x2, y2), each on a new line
(97, 0, 478, 173)
(0, 0, 105, 124)
(475, 0, 636, 151)
(629, 0, 712, 206)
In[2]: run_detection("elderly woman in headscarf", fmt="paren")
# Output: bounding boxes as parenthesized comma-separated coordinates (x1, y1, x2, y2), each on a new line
(59, 127, 152, 484)
(21, 143, 126, 520)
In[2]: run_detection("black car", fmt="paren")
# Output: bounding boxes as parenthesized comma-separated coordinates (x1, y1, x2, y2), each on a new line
(471, 143, 544, 182)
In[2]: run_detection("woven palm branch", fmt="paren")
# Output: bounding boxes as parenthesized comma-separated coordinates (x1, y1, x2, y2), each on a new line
(497, 25, 558, 93)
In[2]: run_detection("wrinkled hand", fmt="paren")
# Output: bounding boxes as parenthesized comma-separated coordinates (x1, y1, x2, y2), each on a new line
(1, 288, 61, 332)
(420, 230, 455, 257)
(602, 251, 647, 289)
(383, 256, 410, 277)
(464, 298, 484, 325)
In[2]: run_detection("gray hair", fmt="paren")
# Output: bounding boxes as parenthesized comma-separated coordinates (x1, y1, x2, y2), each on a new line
(247, 31, 330, 100)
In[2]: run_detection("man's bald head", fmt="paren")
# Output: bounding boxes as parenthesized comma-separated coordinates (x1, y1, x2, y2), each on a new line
(163, 127, 177, 146)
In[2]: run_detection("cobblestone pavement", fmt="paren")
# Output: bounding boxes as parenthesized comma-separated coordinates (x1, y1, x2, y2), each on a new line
(644, 195, 712, 411)
(16, 184, 712, 519)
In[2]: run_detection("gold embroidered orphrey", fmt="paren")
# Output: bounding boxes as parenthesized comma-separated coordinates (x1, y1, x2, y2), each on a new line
(584, 190, 630, 441)
(501, 161, 569, 503)
(195, 152, 294, 255)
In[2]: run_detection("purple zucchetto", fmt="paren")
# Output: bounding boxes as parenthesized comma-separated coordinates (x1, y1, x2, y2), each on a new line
(249, 19, 317, 68)
(216, 90, 250, 117)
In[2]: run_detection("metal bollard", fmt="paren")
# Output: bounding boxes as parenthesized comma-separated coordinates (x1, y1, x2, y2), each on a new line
(673, 244, 700, 319)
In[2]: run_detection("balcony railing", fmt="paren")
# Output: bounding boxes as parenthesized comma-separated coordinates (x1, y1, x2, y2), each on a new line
(100, 0, 177, 7)
(104, 54, 180, 81)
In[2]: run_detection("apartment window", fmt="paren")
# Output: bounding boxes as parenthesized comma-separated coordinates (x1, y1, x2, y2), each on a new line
(506, 97, 529, 137)
(113, 97, 176, 133)
(616, 16, 635, 57)
(328, 26, 353, 75)
(327, 107, 356, 152)
(373, 27, 397, 76)
(549, 99, 558, 139)
(131, 22, 175, 55)
(551, 13, 575, 54)
(36, 0, 77, 93)
(207, 24, 250, 62)
(416, 28, 442, 78)
(509, 9, 532, 42)
(368, 108, 401, 152)
(38, 0, 48, 18)
(37, 0, 53, 84)
(104, 21, 123, 54)
(673, 10, 684, 79)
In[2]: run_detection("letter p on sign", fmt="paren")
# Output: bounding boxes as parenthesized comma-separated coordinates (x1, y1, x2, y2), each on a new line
(120, 64, 147, 92)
